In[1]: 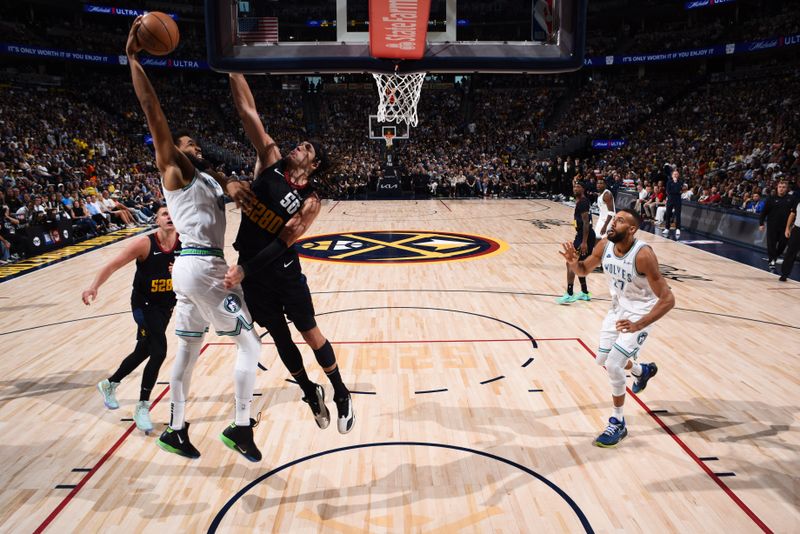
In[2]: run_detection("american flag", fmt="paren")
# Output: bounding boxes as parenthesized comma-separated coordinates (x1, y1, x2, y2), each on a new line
(238, 17, 279, 44)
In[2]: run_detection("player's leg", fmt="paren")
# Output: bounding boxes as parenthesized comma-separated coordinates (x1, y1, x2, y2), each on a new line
(575, 233, 595, 301)
(195, 267, 265, 462)
(133, 305, 172, 433)
(557, 237, 582, 304)
(284, 269, 354, 433)
(264, 311, 331, 429)
(156, 329, 204, 458)
(99, 306, 151, 410)
(594, 319, 656, 448)
(594, 309, 625, 447)
(300, 326, 354, 434)
(155, 260, 205, 459)
(220, 325, 263, 462)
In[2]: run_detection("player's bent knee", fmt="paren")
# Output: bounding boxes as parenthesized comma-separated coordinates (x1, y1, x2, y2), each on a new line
(177, 335, 203, 350)
(605, 348, 628, 396)
(596, 347, 611, 367)
(236, 329, 261, 360)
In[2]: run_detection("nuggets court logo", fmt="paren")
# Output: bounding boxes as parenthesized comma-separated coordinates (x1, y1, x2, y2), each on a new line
(296, 231, 507, 264)
(223, 294, 242, 313)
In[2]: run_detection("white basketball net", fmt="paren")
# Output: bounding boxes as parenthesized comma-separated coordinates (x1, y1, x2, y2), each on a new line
(372, 72, 426, 127)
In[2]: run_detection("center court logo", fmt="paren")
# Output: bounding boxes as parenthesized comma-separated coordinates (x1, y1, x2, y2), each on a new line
(295, 231, 507, 264)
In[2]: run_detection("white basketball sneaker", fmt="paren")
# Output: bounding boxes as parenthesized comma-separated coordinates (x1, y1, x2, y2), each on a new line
(97, 379, 120, 410)
(134, 401, 154, 433)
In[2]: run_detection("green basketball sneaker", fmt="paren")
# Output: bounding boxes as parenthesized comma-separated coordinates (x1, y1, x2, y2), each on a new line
(556, 292, 579, 305)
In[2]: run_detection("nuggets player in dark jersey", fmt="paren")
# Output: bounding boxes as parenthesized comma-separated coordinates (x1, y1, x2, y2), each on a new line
(82, 205, 180, 434)
(223, 73, 354, 434)
(557, 179, 595, 304)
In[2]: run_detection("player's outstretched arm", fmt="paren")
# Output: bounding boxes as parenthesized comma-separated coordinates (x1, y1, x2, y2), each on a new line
(560, 239, 605, 276)
(126, 17, 193, 191)
(617, 246, 675, 332)
(229, 73, 281, 175)
(81, 237, 150, 305)
(223, 195, 321, 288)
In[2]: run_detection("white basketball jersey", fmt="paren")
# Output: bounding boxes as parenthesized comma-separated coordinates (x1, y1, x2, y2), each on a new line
(602, 239, 657, 316)
(597, 190, 615, 226)
(163, 169, 226, 249)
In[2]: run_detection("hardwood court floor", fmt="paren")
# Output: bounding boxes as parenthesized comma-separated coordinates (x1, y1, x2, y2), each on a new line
(0, 199, 797, 533)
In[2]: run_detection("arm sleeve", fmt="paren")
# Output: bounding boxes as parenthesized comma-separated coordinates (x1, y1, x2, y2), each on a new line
(240, 238, 288, 278)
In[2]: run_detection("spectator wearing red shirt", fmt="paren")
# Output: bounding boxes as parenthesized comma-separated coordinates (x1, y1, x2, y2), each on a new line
(700, 187, 722, 205)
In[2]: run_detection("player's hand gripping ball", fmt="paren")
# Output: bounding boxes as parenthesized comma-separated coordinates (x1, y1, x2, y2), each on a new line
(137, 12, 180, 56)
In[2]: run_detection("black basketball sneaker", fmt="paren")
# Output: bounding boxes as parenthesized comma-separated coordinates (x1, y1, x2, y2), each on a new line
(220, 415, 262, 462)
(156, 422, 201, 459)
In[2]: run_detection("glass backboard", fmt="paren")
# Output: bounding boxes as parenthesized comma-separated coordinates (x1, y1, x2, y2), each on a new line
(206, 0, 586, 74)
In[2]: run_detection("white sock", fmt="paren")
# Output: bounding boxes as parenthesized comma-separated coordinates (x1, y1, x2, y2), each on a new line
(235, 396, 252, 426)
(630, 362, 643, 377)
(612, 406, 624, 422)
(170, 401, 185, 430)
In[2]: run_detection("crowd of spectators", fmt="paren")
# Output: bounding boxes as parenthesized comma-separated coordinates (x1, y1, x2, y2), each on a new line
(4, 65, 798, 263)
(2, 0, 799, 264)
(0, 86, 166, 263)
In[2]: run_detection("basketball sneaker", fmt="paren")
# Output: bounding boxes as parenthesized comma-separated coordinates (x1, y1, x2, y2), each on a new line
(661, 228, 669, 236)
(575, 291, 591, 302)
(556, 292, 579, 305)
(133, 400, 153, 434)
(97, 379, 119, 410)
(220, 415, 262, 462)
(335, 394, 355, 434)
(632, 362, 658, 394)
(302, 384, 330, 429)
(156, 423, 201, 459)
(593, 417, 628, 448)
(675, 229, 681, 238)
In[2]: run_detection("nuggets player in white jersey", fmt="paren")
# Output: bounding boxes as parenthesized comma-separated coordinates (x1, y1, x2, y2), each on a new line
(126, 18, 263, 462)
(594, 178, 615, 239)
(560, 208, 675, 447)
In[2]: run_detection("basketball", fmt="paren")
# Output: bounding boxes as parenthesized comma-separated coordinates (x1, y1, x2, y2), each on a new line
(137, 12, 179, 56)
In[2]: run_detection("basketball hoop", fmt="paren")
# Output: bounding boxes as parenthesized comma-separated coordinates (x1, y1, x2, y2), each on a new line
(372, 72, 426, 127)
(383, 131, 395, 148)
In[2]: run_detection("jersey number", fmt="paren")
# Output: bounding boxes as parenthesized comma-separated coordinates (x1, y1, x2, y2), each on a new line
(614, 279, 626, 291)
(246, 202, 285, 233)
(151, 279, 173, 292)
(280, 192, 301, 215)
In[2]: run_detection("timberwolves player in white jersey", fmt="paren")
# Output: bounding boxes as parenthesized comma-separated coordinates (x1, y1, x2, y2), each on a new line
(560, 208, 675, 447)
(126, 18, 263, 462)
(594, 179, 615, 239)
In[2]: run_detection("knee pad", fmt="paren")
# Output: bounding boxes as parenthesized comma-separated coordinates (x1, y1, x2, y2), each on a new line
(313, 340, 336, 369)
(605, 347, 628, 396)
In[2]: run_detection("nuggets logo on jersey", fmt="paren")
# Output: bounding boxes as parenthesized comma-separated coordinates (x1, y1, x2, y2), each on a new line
(295, 231, 507, 264)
